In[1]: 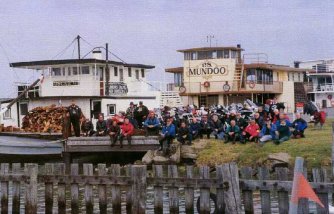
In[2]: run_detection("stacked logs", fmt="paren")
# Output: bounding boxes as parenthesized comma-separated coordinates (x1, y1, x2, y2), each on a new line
(21, 104, 69, 133)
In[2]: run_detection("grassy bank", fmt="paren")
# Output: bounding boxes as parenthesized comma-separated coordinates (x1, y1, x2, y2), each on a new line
(196, 120, 333, 168)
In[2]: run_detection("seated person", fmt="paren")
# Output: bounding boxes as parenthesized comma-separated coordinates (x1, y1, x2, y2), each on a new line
(199, 115, 212, 139)
(159, 118, 176, 151)
(96, 114, 107, 136)
(224, 120, 240, 144)
(270, 109, 280, 124)
(177, 121, 191, 145)
(108, 120, 120, 146)
(210, 114, 225, 140)
(119, 118, 134, 148)
(254, 112, 264, 129)
(274, 120, 291, 145)
(275, 113, 292, 128)
(235, 112, 247, 132)
(259, 119, 276, 145)
(292, 113, 307, 138)
(112, 111, 125, 125)
(189, 118, 201, 140)
(241, 118, 260, 143)
(144, 111, 161, 136)
(81, 118, 95, 136)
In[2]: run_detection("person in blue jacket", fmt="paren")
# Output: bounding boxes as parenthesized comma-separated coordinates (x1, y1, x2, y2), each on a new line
(158, 117, 176, 151)
(189, 117, 201, 140)
(292, 113, 307, 138)
(259, 118, 277, 146)
(275, 113, 292, 128)
(144, 111, 161, 136)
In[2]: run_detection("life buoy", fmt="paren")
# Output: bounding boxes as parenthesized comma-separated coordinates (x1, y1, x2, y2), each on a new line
(203, 81, 210, 88)
(223, 83, 230, 92)
(328, 95, 332, 100)
(249, 81, 256, 89)
(179, 86, 186, 93)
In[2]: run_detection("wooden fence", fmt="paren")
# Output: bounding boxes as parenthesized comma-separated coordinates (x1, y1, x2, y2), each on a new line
(0, 162, 331, 214)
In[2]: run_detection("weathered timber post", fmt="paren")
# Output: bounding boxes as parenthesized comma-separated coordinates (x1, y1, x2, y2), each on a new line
(0, 163, 9, 214)
(221, 162, 242, 213)
(12, 163, 21, 214)
(44, 163, 54, 214)
(168, 165, 179, 214)
(185, 165, 194, 214)
(312, 168, 329, 214)
(199, 166, 211, 214)
(216, 165, 226, 214)
(57, 163, 66, 214)
(70, 164, 79, 214)
(289, 157, 304, 214)
(83, 164, 94, 214)
(153, 165, 163, 214)
(111, 164, 121, 214)
(240, 167, 254, 214)
(131, 165, 147, 214)
(126, 165, 133, 214)
(276, 167, 289, 214)
(258, 166, 271, 214)
(98, 164, 107, 214)
(25, 164, 38, 214)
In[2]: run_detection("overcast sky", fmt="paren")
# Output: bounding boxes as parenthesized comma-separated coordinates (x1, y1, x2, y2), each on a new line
(0, 0, 333, 97)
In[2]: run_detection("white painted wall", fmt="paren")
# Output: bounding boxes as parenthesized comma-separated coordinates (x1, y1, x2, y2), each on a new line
(0, 103, 19, 127)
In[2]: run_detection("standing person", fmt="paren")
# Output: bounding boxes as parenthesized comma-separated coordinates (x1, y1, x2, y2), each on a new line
(314, 110, 326, 129)
(259, 119, 276, 145)
(159, 118, 176, 151)
(108, 120, 120, 146)
(68, 100, 82, 137)
(292, 113, 307, 138)
(274, 120, 291, 145)
(96, 114, 107, 136)
(126, 102, 138, 128)
(119, 118, 134, 148)
(199, 115, 212, 139)
(144, 111, 161, 136)
(81, 118, 95, 137)
(189, 118, 201, 140)
(224, 120, 240, 144)
(210, 114, 225, 140)
(134, 101, 149, 128)
(177, 121, 191, 145)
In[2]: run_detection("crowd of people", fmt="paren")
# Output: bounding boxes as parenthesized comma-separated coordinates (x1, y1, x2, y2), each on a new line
(67, 98, 326, 150)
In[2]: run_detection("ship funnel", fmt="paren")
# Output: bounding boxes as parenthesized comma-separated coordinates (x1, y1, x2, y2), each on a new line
(92, 50, 103, 60)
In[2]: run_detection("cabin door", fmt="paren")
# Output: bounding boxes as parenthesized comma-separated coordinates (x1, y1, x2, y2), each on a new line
(91, 100, 102, 120)
(18, 102, 28, 128)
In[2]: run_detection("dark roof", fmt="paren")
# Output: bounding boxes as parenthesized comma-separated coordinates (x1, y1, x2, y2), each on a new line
(165, 67, 183, 73)
(10, 58, 155, 69)
(244, 63, 314, 72)
(177, 46, 244, 52)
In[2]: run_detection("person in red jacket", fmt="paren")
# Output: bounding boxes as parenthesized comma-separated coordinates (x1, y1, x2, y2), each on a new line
(241, 118, 260, 143)
(119, 118, 134, 148)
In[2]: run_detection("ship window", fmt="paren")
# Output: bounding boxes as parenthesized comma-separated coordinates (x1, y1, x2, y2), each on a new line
(174, 73, 182, 87)
(120, 69, 124, 82)
(141, 69, 145, 78)
(191, 52, 197, 60)
(218, 50, 229, 58)
(3, 109, 11, 119)
(68, 67, 71, 76)
(62, 68, 66, 76)
(114, 67, 118, 76)
(72, 67, 78, 75)
(198, 51, 208, 60)
(81, 66, 90, 75)
(223, 50, 229, 58)
(212, 51, 217, 59)
(231, 50, 237, 58)
(128, 67, 132, 77)
(246, 69, 256, 82)
(20, 103, 28, 115)
(107, 104, 116, 115)
(135, 70, 139, 80)
(184, 52, 191, 60)
(51, 68, 61, 76)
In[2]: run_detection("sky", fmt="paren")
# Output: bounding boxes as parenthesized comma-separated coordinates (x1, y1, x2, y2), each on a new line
(0, 0, 334, 97)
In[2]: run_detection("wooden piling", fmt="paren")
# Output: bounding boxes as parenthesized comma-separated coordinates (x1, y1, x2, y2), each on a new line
(57, 163, 66, 214)
(312, 168, 329, 214)
(221, 162, 241, 213)
(258, 166, 271, 214)
(83, 164, 94, 214)
(70, 164, 79, 214)
(0, 163, 9, 214)
(240, 167, 254, 214)
(25, 164, 38, 214)
(153, 165, 163, 214)
(131, 165, 147, 214)
(44, 163, 54, 214)
(199, 166, 210, 214)
(185, 165, 194, 214)
(126, 165, 133, 214)
(98, 164, 107, 214)
(110, 164, 121, 214)
(12, 163, 21, 214)
(168, 165, 179, 214)
(216, 165, 225, 214)
(276, 167, 289, 214)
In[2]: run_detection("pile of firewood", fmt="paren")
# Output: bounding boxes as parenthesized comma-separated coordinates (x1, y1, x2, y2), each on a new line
(21, 104, 68, 133)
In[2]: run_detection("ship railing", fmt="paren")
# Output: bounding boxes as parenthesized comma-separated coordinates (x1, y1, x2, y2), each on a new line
(310, 83, 334, 92)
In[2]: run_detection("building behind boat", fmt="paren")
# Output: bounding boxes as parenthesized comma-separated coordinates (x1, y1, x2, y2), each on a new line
(165, 45, 313, 112)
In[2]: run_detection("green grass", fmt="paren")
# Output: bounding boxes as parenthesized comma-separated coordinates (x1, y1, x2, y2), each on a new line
(196, 120, 333, 168)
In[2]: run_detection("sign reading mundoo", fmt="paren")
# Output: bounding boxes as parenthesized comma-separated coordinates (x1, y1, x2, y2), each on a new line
(187, 62, 228, 77)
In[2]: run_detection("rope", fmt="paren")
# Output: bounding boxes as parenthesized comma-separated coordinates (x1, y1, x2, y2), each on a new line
(52, 38, 76, 60)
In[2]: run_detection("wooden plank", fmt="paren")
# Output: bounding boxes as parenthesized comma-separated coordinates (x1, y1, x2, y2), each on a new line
(240, 167, 253, 214)
(312, 168, 329, 214)
(83, 164, 94, 214)
(65, 145, 159, 153)
(126, 165, 132, 214)
(168, 165, 179, 214)
(0, 163, 9, 214)
(258, 166, 271, 214)
(57, 163, 66, 214)
(12, 163, 21, 214)
(276, 167, 289, 214)
(44, 163, 54, 214)
(98, 164, 107, 214)
(153, 165, 163, 214)
(199, 166, 210, 214)
(110, 164, 121, 214)
(24, 164, 38, 214)
(70, 164, 79, 214)
(221, 162, 242, 213)
(185, 165, 194, 214)
(216, 165, 225, 214)
(131, 165, 146, 214)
